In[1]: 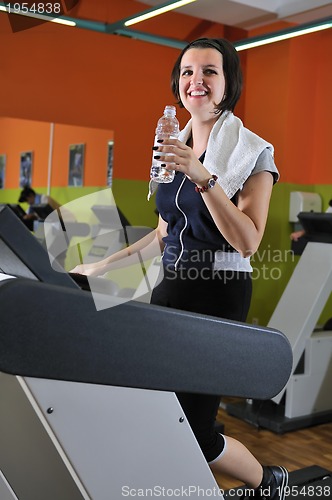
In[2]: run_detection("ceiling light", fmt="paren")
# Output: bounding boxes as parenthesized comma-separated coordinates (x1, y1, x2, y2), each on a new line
(124, 0, 197, 27)
(0, 4, 76, 26)
(1, 2, 330, 52)
(235, 17, 332, 51)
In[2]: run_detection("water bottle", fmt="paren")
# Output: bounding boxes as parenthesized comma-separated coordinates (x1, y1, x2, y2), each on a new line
(150, 105, 179, 183)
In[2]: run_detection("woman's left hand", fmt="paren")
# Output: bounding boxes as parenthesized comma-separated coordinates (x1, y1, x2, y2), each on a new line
(154, 138, 210, 186)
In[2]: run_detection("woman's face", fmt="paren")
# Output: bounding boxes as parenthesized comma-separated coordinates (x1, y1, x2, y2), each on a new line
(178, 47, 226, 117)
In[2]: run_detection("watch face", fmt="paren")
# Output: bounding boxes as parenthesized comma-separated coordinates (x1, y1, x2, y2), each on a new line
(208, 178, 216, 189)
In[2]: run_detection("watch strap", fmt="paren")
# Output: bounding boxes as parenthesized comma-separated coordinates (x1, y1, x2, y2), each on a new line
(194, 175, 218, 193)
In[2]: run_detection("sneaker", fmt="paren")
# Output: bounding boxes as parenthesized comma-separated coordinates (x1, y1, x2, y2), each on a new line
(240, 465, 288, 500)
(257, 466, 289, 500)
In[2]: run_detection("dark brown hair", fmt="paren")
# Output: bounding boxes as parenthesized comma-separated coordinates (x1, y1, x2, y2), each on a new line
(171, 38, 242, 114)
(18, 186, 35, 203)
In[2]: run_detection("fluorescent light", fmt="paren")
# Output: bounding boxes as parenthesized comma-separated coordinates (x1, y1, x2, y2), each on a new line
(235, 18, 332, 51)
(51, 18, 76, 27)
(1, 2, 330, 53)
(0, 4, 76, 26)
(124, 0, 197, 27)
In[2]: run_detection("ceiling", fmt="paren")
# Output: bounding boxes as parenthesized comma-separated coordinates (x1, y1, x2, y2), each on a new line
(135, 0, 332, 30)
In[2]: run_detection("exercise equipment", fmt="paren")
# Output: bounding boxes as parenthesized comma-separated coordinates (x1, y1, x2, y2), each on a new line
(227, 212, 332, 432)
(0, 204, 330, 499)
(5, 203, 34, 230)
(289, 192, 322, 255)
(0, 204, 132, 296)
(0, 277, 293, 500)
(0, 204, 79, 287)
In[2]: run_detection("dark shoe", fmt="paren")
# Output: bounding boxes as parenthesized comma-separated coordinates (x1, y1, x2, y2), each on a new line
(240, 465, 288, 500)
(257, 466, 289, 500)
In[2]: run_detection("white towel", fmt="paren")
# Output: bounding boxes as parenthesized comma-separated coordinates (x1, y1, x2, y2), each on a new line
(148, 111, 275, 200)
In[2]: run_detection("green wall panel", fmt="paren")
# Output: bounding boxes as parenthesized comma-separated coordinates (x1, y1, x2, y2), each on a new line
(248, 183, 332, 326)
(1, 182, 331, 327)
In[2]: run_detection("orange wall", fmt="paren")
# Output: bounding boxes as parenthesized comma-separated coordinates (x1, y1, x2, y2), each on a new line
(51, 123, 114, 186)
(0, 0, 245, 187)
(0, 118, 113, 188)
(0, 118, 50, 187)
(244, 28, 332, 184)
(0, 0, 331, 186)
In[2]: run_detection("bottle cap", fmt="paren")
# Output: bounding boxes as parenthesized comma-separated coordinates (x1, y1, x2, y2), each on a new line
(164, 105, 176, 116)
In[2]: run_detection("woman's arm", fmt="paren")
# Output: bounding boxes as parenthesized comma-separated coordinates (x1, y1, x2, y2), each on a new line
(71, 215, 168, 276)
(156, 138, 274, 257)
(201, 171, 274, 257)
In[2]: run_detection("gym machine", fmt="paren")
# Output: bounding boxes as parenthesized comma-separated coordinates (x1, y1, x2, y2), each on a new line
(0, 204, 331, 499)
(0, 277, 290, 500)
(227, 212, 332, 433)
(0, 203, 158, 301)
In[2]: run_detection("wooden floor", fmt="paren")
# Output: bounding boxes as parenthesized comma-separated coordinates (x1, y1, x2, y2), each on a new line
(213, 398, 332, 490)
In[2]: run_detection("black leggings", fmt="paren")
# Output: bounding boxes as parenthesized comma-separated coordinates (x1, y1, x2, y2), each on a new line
(151, 269, 252, 462)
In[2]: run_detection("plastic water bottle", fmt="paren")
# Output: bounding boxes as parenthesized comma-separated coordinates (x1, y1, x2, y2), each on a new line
(150, 105, 179, 183)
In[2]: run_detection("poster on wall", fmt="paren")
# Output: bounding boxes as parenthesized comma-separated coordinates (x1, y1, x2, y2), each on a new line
(0, 154, 6, 189)
(107, 140, 114, 187)
(68, 144, 85, 187)
(20, 151, 33, 187)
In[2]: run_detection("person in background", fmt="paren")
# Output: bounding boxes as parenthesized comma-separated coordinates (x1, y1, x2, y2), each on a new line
(18, 186, 61, 222)
(327, 199, 332, 213)
(290, 228, 306, 241)
(290, 199, 332, 241)
(71, 37, 288, 500)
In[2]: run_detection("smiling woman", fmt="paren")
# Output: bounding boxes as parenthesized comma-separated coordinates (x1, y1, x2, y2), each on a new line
(178, 48, 226, 120)
(71, 36, 288, 500)
(172, 38, 242, 118)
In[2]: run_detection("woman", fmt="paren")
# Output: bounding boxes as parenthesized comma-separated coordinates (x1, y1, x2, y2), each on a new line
(72, 38, 288, 500)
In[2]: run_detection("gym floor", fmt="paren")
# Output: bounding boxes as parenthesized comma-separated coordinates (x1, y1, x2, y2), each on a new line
(214, 398, 332, 490)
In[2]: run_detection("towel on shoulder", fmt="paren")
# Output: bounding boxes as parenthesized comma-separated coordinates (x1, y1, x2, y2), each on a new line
(148, 111, 275, 201)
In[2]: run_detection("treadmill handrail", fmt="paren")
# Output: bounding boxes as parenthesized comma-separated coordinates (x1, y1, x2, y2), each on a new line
(0, 279, 292, 398)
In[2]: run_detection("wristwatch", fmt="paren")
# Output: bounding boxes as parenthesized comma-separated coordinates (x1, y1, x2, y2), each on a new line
(195, 175, 218, 193)
(207, 176, 217, 189)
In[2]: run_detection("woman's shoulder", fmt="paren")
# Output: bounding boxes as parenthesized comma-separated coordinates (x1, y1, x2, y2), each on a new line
(251, 148, 279, 183)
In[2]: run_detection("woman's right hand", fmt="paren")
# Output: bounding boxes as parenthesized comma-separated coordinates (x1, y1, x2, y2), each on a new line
(70, 263, 106, 277)
(70, 223, 166, 278)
